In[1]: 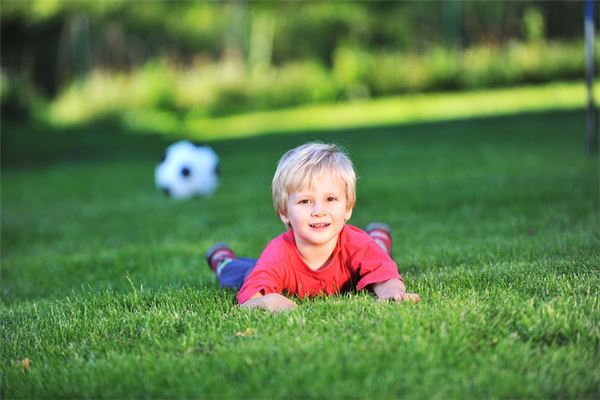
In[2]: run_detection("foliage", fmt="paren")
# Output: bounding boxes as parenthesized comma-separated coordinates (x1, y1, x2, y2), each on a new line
(2, 107, 599, 398)
(0, 72, 47, 121)
(35, 38, 598, 127)
(1, 1, 592, 103)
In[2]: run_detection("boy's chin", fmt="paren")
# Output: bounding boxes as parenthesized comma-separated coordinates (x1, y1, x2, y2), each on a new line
(301, 227, 342, 241)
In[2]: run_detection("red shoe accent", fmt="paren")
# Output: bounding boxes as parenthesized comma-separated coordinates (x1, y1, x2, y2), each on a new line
(205, 243, 236, 272)
(365, 223, 392, 256)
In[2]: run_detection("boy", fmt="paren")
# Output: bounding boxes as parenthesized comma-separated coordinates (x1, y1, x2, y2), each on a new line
(206, 142, 420, 312)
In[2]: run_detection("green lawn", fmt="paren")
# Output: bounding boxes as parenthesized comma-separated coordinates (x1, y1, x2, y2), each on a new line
(1, 107, 599, 398)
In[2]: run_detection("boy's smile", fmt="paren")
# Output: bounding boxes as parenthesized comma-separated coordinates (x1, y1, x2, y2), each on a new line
(280, 172, 353, 263)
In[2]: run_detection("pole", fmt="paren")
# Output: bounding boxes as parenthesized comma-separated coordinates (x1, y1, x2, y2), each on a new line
(585, 0, 598, 155)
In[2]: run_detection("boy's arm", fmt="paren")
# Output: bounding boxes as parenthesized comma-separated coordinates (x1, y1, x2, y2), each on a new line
(372, 278, 420, 303)
(240, 292, 297, 312)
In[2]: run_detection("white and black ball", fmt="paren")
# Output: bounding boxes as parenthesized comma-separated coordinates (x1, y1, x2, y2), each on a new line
(155, 141, 220, 199)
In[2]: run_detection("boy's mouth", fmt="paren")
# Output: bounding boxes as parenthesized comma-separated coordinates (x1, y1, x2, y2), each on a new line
(309, 222, 331, 229)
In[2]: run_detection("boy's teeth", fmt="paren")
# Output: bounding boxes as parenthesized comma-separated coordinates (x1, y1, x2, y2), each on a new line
(311, 223, 329, 227)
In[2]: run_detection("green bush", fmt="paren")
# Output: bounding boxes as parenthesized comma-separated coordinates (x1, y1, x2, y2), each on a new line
(260, 61, 339, 108)
(333, 47, 374, 99)
(423, 47, 462, 91)
(47, 39, 599, 126)
(178, 60, 338, 116)
(365, 39, 595, 95)
(1, 72, 47, 122)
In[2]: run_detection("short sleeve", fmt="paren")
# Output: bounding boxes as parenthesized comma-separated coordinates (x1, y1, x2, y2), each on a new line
(236, 234, 289, 304)
(236, 264, 283, 304)
(353, 241, 402, 291)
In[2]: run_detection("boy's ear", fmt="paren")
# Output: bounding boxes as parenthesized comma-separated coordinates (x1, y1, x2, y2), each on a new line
(279, 213, 290, 226)
(344, 207, 353, 222)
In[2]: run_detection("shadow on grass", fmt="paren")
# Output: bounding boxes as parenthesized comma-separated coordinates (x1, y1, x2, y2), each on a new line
(1, 107, 593, 171)
(1, 115, 173, 169)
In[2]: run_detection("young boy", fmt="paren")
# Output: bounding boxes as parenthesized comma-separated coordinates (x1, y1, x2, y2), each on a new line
(205, 142, 420, 312)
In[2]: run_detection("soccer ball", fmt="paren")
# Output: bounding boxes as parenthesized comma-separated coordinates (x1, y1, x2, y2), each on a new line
(155, 141, 220, 199)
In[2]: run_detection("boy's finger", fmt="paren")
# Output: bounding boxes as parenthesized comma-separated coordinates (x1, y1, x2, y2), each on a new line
(377, 294, 418, 303)
(397, 293, 417, 303)
(377, 295, 400, 302)
(407, 293, 420, 303)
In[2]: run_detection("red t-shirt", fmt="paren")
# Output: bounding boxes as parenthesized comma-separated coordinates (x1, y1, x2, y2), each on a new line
(237, 224, 402, 304)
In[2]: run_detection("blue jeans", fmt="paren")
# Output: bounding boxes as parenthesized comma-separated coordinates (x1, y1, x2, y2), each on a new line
(217, 257, 257, 290)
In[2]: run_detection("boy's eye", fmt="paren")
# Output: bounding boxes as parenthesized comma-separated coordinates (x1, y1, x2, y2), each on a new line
(327, 197, 338, 201)
(298, 199, 310, 204)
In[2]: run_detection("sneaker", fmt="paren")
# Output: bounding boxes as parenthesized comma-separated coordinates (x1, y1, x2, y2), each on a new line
(365, 222, 393, 257)
(205, 243, 236, 272)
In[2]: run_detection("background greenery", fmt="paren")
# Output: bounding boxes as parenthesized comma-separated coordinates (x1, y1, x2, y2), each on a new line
(2, 1, 598, 122)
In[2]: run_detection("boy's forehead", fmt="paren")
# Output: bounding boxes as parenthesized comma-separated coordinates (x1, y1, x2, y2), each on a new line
(290, 170, 346, 194)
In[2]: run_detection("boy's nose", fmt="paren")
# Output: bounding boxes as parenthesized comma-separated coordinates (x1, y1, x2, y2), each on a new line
(310, 202, 327, 216)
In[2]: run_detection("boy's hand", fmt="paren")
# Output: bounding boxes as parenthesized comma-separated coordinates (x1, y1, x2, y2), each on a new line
(240, 293, 297, 312)
(372, 278, 420, 304)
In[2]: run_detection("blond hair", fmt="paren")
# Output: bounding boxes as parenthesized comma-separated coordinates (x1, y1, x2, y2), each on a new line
(272, 142, 356, 216)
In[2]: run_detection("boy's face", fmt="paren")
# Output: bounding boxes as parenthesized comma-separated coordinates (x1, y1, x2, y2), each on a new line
(280, 171, 353, 250)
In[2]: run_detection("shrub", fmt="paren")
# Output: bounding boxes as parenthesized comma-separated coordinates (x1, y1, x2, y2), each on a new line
(46, 39, 599, 126)
(1, 72, 47, 122)
(261, 61, 339, 108)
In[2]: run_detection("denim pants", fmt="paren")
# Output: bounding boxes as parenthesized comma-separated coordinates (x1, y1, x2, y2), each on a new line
(217, 257, 257, 290)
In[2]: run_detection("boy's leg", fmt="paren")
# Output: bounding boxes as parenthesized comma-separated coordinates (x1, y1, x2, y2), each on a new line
(205, 243, 257, 290)
(365, 222, 393, 257)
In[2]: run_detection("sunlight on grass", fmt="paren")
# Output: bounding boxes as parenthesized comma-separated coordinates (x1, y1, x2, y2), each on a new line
(49, 81, 600, 141)
(181, 82, 599, 140)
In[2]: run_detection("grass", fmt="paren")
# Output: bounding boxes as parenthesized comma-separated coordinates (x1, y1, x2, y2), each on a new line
(180, 81, 600, 140)
(2, 104, 599, 397)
